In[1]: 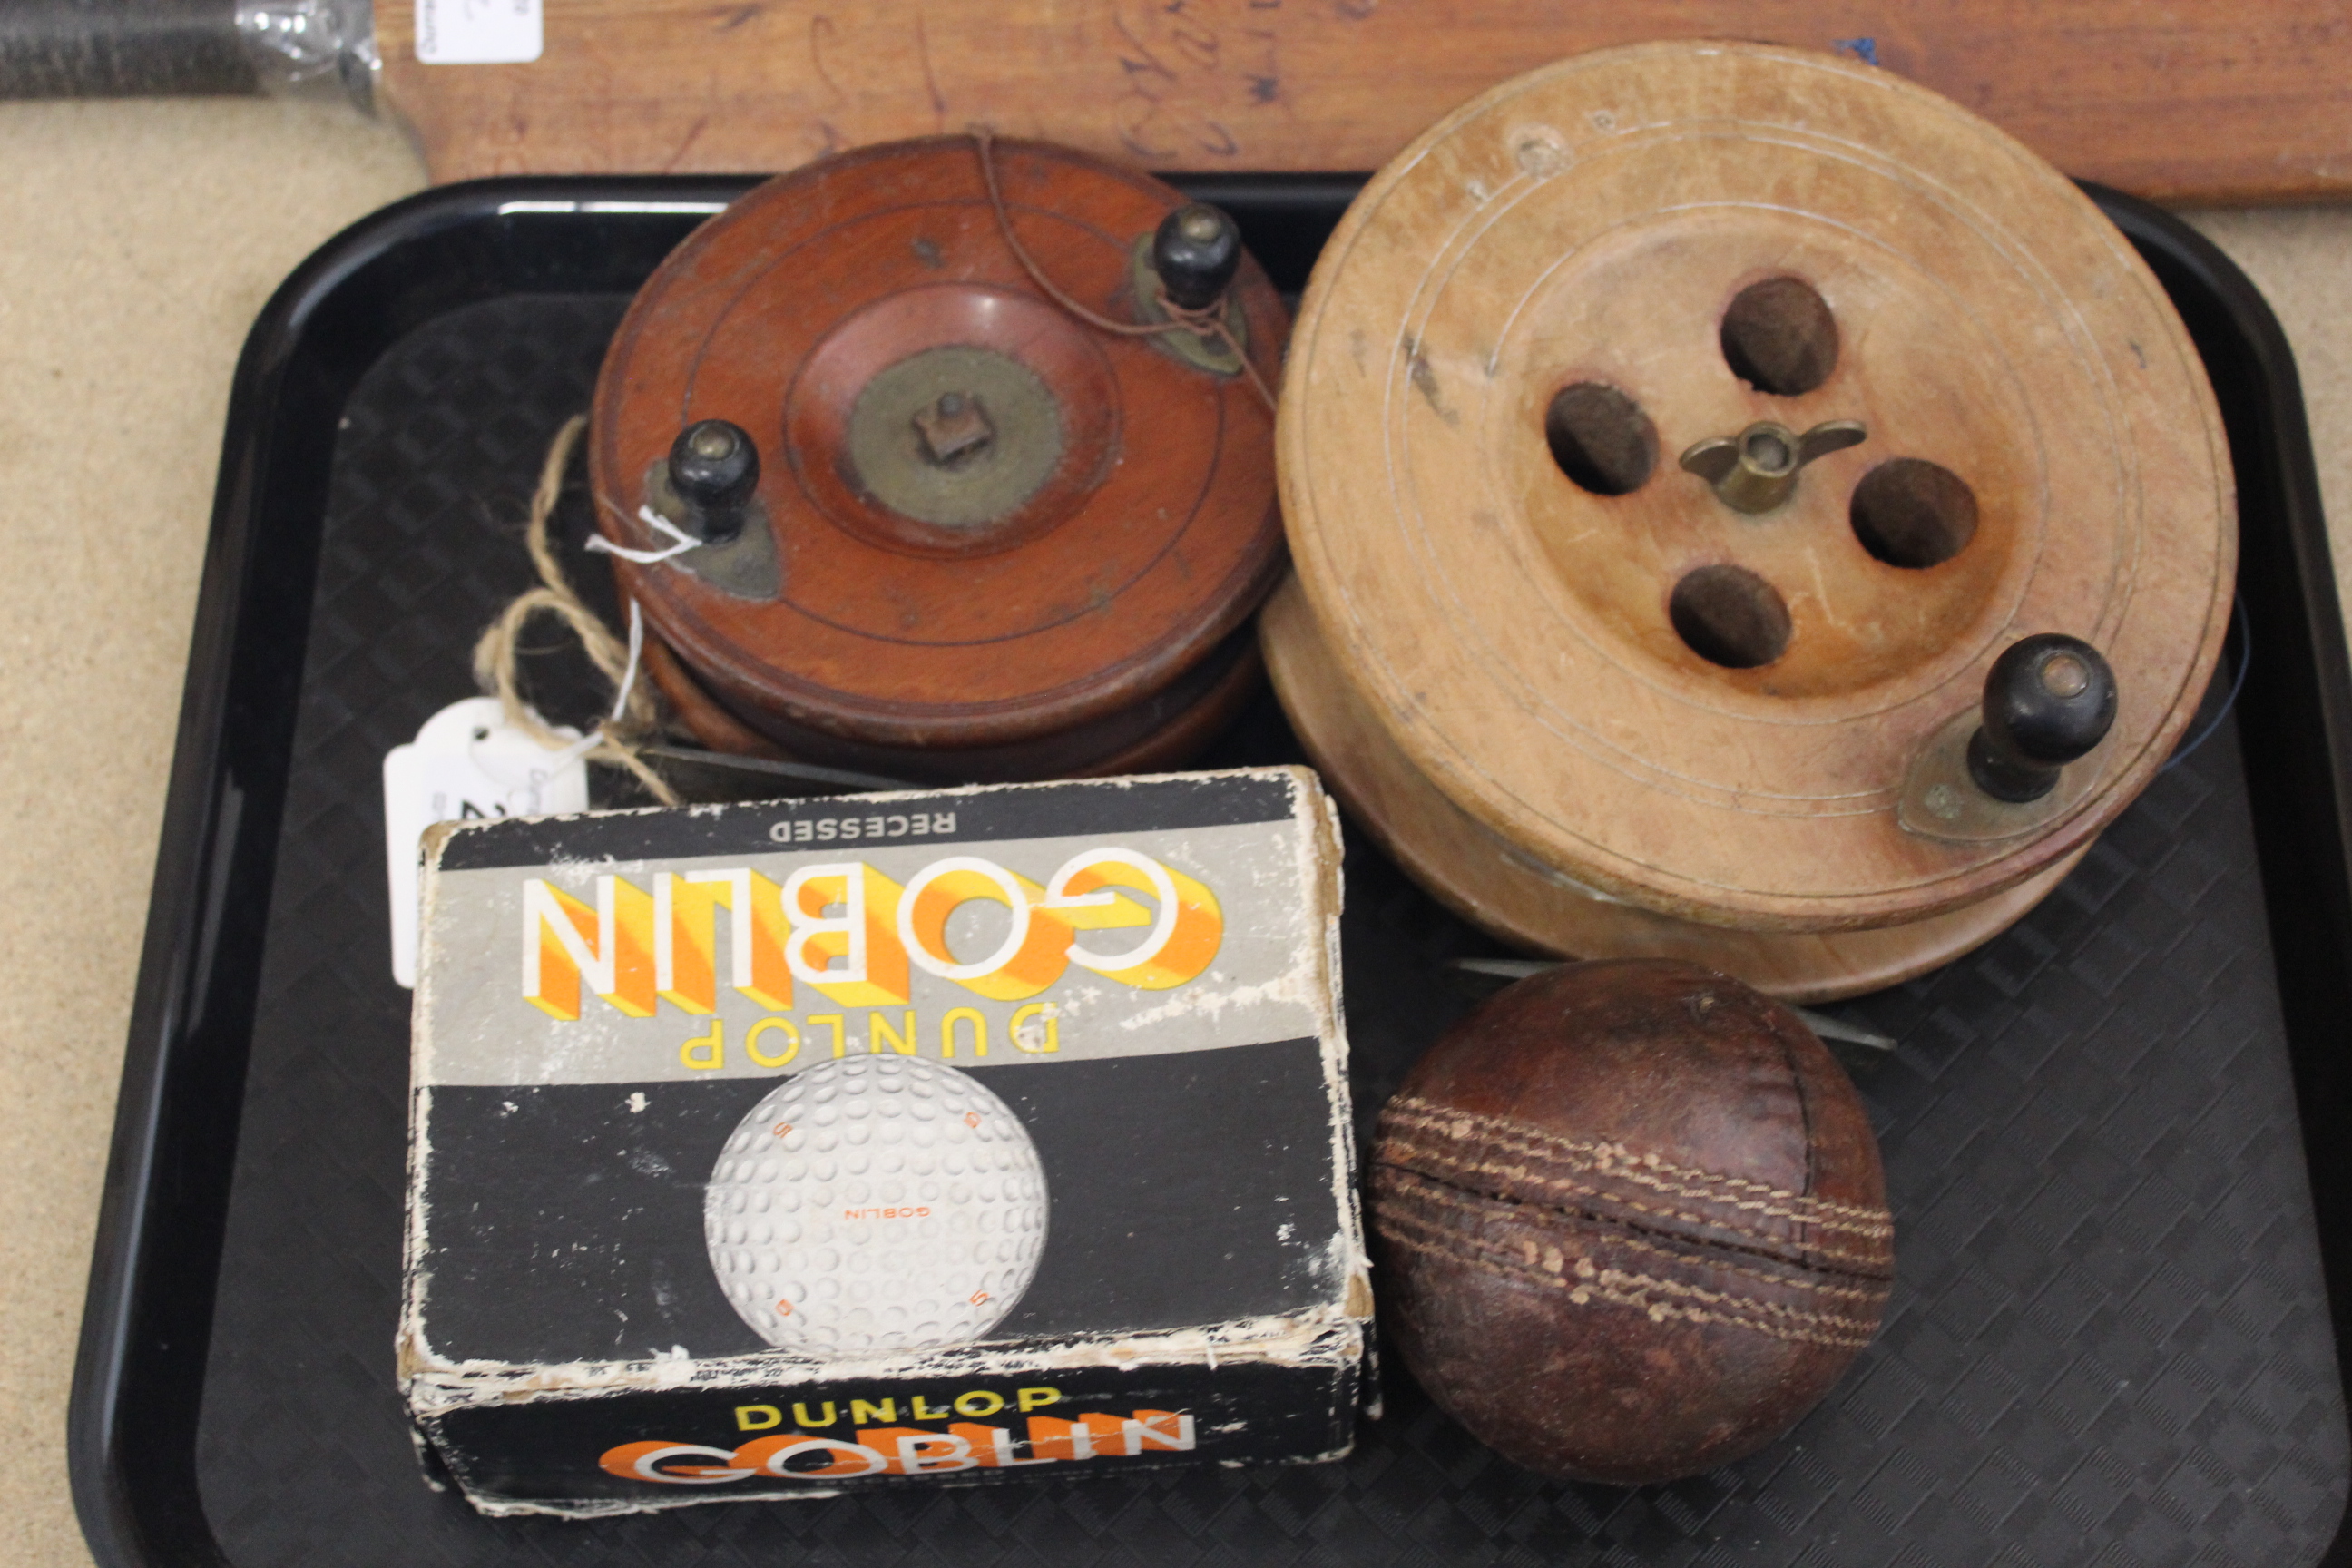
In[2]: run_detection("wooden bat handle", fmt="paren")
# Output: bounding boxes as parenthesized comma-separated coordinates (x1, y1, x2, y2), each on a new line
(0, 0, 255, 96)
(0, 0, 374, 103)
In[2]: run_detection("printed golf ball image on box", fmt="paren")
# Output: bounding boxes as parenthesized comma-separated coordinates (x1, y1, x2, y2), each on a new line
(706, 1055, 1047, 1354)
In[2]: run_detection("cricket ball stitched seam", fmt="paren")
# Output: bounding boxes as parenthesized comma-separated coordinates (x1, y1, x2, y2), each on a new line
(1375, 1168, 1894, 1299)
(1386, 1097, 1882, 1220)
(1386, 1096, 1887, 1228)
(1375, 1200, 1882, 1350)
(1375, 1132, 1885, 1259)
(1383, 1205, 1886, 1343)
(1606, 1218, 1892, 1296)
(1378, 1112, 1892, 1241)
(1375, 1132, 1894, 1263)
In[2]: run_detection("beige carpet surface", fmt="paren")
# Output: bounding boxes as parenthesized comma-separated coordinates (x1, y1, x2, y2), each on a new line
(0, 96, 2342, 1568)
(0, 96, 426, 1568)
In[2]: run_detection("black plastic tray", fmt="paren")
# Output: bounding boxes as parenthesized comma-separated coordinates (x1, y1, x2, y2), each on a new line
(67, 176, 2352, 1567)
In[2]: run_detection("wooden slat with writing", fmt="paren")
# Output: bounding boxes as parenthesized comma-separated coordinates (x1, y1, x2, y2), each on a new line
(377, 1, 2352, 202)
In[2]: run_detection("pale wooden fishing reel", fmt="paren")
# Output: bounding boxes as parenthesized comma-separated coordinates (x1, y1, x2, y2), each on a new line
(1267, 41, 2236, 1001)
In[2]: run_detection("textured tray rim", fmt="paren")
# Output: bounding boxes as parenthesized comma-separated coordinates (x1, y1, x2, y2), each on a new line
(64, 173, 2352, 1568)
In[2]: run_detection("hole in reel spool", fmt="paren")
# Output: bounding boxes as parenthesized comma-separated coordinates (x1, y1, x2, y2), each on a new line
(1670, 564, 1793, 668)
(1849, 457, 1979, 568)
(1720, 277, 1839, 397)
(1544, 381, 1658, 496)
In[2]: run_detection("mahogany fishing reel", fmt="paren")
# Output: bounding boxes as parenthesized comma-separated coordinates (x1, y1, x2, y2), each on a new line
(588, 136, 1288, 785)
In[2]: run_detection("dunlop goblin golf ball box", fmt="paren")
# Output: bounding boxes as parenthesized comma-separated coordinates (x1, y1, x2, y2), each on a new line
(400, 767, 1369, 1517)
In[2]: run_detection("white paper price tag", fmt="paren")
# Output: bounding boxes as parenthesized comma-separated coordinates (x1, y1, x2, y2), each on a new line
(383, 697, 588, 987)
(416, 0, 544, 64)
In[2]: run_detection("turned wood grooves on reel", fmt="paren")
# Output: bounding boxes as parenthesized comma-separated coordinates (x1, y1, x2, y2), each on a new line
(1268, 41, 2236, 1001)
(589, 136, 1289, 785)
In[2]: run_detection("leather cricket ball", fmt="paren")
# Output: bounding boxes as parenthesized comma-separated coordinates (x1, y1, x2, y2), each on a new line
(1369, 958, 1896, 1484)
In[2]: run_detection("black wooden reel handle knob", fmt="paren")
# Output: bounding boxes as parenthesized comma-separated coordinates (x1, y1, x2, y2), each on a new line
(1966, 633, 2119, 802)
(1152, 203, 1241, 312)
(669, 419, 760, 540)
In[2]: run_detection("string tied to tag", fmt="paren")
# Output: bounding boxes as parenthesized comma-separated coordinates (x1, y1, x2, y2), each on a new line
(470, 413, 682, 806)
